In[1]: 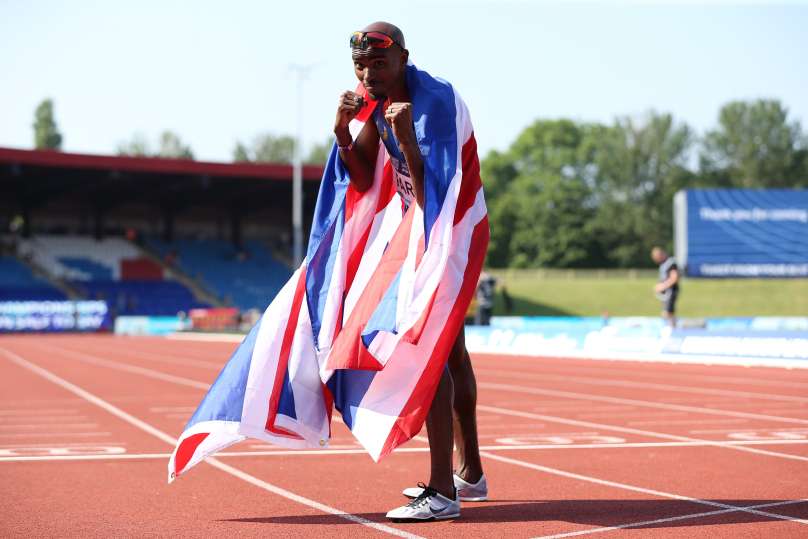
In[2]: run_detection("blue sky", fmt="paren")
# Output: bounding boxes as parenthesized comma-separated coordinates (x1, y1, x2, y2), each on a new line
(1, 1, 806, 162)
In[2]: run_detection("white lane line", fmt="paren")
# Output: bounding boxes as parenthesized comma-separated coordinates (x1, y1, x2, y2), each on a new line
(228, 439, 808, 452)
(30, 345, 210, 390)
(677, 400, 805, 411)
(206, 457, 421, 539)
(476, 367, 808, 404)
(758, 408, 808, 416)
(0, 347, 423, 539)
(19, 345, 808, 463)
(96, 339, 808, 406)
(475, 423, 548, 430)
(5, 439, 808, 463)
(473, 354, 808, 390)
(82, 345, 223, 371)
(629, 418, 749, 427)
(582, 411, 687, 420)
(533, 498, 808, 539)
(535, 405, 638, 413)
(480, 381, 808, 425)
(479, 451, 808, 526)
(166, 331, 804, 381)
(478, 405, 808, 463)
(690, 426, 808, 435)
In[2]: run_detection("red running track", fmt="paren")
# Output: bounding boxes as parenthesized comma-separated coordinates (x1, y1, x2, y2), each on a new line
(1, 334, 807, 538)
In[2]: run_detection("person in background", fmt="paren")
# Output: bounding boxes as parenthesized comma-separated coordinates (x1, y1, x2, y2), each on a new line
(651, 246, 680, 327)
(501, 284, 513, 314)
(475, 272, 496, 326)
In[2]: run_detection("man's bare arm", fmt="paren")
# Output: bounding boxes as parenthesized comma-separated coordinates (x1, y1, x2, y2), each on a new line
(655, 268, 680, 292)
(334, 91, 379, 192)
(385, 102, 424, 208)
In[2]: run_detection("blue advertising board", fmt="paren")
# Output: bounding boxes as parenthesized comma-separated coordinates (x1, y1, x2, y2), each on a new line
(674, 189, 808, 277)
(0, 300, 110, 332)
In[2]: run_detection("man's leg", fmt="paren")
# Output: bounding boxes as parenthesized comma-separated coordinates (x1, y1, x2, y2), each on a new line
(448, 328, 484, 483)
(425, 366, 455, 499)
(663, 292, 677, 327)
(387, 366, 459, 521)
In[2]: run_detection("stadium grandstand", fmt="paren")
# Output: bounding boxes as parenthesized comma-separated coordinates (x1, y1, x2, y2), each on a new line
(0, 147, 323, 329)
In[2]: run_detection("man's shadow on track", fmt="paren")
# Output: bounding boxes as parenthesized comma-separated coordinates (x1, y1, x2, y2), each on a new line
(221, 499, 801, 528)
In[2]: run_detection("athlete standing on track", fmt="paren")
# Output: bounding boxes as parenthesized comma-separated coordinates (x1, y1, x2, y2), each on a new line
(651, 246, 680, 327)
(333, 21, 487, 522)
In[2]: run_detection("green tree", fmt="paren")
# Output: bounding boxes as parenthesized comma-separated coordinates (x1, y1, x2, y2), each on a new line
(233, 142, 250, 162)
(482, 119, 601, 268)
(116, 133, 151, 157)
(305, 137, 335, 165)
(116, 131, 193, 159)
(507, 174, 597, 268)
(481, 113, 695, 269)
(157, 130, 194, 159)
(480, 149, 519, 267)
(33, 98, 63, 150)
(701, 99, 806, 187)
(233, 133, 295, 163)
(588, 112, 694, 267)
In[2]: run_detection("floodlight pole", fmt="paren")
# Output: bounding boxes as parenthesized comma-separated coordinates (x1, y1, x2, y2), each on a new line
(290, 66, 304, 266)
(289, 63, 315, 267)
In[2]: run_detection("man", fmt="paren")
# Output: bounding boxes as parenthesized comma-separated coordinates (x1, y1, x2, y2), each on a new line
(334, 21, 486, 521)
(474, 271, 496, 326)
(651, 246, 680, 326)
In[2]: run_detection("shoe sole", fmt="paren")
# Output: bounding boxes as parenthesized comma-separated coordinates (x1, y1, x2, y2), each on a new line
(403, 492, 487, 502)
(388, 512, 460, 523)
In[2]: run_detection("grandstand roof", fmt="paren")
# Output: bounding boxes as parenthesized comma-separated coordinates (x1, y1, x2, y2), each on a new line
(0, 146, 325, 220)
(0, 147, 323, 181)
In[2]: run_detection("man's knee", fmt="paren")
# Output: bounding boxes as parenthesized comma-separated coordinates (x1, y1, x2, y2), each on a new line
(448, 329, 467, 368)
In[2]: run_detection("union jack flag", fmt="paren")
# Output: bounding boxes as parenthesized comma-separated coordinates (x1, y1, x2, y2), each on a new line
(169, 63, 488, 481)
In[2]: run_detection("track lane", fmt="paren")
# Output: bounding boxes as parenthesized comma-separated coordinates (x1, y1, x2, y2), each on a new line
(25, 338, 808, 462)
(3, 336, 804, 535)
(0, 343, 422, 539)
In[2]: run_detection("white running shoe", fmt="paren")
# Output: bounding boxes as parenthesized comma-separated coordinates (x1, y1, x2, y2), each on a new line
(386, 483, 460, 522)
(402, 473, 488, 502)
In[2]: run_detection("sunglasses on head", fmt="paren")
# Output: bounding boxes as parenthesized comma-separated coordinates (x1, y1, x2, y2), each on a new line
(350, 31, 400, 50)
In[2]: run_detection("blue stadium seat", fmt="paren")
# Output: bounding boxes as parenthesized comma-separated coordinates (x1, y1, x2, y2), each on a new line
(75, 280, 209, 316)
(9, 235, 211, 315)
(59, 257, 114, 280)
(147, 237, 291, 311)
(0, 256, 67, 301)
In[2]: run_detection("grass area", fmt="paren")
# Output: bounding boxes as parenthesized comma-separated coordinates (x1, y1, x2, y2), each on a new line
(488, 269, 808, 317)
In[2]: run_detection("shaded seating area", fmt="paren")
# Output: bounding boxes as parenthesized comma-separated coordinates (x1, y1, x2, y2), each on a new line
(10, 235, 208, 315)
(0, 256, 66, 301)
(77, 279, 207, 316)
(147, 237, 291, 311)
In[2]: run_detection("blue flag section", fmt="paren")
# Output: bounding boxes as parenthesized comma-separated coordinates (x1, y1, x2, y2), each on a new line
(674, 189, 808, 278)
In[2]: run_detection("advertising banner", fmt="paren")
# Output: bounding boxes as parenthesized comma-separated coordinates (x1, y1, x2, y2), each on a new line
(674, 189, 808, 277)
(0, 300, 110, 332)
